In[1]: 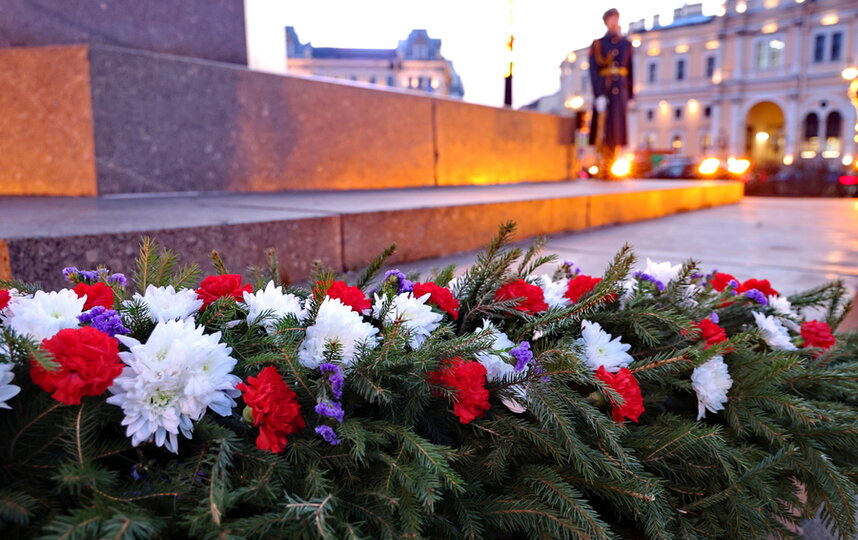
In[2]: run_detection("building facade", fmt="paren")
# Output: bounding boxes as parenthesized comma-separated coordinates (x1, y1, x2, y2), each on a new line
(285, 27, 464, 98)
(554, 0, 858, 166)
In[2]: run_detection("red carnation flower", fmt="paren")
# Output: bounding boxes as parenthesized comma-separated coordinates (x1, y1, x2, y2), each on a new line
(322, 280, 371, 314)
(742, 278, 778, 297)
(237, 366, 306, 453)
(710, 272, 744, 293)
(72, 281, 115, 311)
(30, 327, 122, 405)
(565, 275, 602, 303)
(196, 274, 252, 309)
(428, 357, 491, 424)
(413, 282, 460, 319)
(495, 279, 548, 314)
(694, 318, 728, 349)
(800, 320, 836, 351)
(594, 366, 645, 423)
(0, 290, 10, 311)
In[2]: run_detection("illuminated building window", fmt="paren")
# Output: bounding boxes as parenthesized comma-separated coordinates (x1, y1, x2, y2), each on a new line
(826, 111, 842, 152)
(672, 134, 683, 150)
(754, 37, 784, 69)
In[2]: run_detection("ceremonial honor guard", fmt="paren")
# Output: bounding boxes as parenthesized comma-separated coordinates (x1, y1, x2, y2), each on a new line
(588, 8, 634, 178)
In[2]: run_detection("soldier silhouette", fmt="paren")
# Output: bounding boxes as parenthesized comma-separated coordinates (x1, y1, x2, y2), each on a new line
(588, 8, 634, 178)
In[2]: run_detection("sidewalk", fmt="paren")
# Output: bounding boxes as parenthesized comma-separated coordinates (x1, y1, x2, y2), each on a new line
(390, 197, 858, 323)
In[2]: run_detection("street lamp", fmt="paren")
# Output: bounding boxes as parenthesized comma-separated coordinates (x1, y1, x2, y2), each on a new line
(504, 0, 514, 107)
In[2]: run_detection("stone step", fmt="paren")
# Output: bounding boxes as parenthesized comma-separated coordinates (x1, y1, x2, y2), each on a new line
(0, 179, 743, 289)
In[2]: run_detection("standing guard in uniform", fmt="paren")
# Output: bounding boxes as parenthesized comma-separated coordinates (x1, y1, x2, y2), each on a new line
(588, 8, 634, 178)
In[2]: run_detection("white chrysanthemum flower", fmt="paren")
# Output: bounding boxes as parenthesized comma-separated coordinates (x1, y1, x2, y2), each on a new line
(373, 292, 442, 349)
(643, 258, 682, 286)
(576, 320, 633, 373)
(532, 274, 571, 309)
(768, 295, 795, 317)
(474, 319, 517, 382)
(106, 319, 241, 453)
(130, 285, 203, 322)
(6, 289, 84, 342)
(0, 363, 21, 410)
(243, 280, 306, 332)
(691, 355, 733, 420)
(752, 312, 797, 351)
(299, 298, 380, 369)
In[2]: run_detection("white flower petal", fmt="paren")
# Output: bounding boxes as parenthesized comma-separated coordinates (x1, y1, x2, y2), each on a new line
(576, 320, 633, 373)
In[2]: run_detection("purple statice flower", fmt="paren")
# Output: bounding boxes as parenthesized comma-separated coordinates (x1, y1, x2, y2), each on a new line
(633, 271, 666, 291)
(62, 267, 79, 282)
(705, 269, 719, 281)
(80, 270, 100, 281)
(315, 425, 341, 445)
(107, 273, 128, 287)
(562, 260, 581, 278)
(709, 312, 720, 324)
(691, 272, 704, 280)
(744, 289, 768, 306)
(315, 400, 345, 423)
(510, 341, 533, 372)
(78, 306, 130, 336)
(319, 363, 344, 400)
(727, 279, 739, 289)
(383, 269, 414, 293)
(531, 358, 551, 383)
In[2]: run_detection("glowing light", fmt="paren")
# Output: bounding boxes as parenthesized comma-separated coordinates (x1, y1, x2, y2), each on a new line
(632, 38, 641, 48)
(431, 78, 440, 89)
(672, 138, 683, 150)
(769, 39, 785, 50)
(687, 99, 700, 114)
(843, 155, 854, 166)
(712, 70, 723, 84)
(755, 132, 770, 143)
(783, 154, 794, 165)
(842, 67, 858, 80)
(727, 158, 751, 174)
(675, 44, 689, 54)
(822, 150, 840, 159)
(800, 150, 817, 159)
(658, 100, 670, 110)
(839, 175, 858, 185)
(796, 0, 805, 3)
(764, 0, 779, 7)
(736, 2, 747, 13)
(821, 13, 839, 26)
(762, 22, 778, 34)
(565, 95, 585, 110)
(698, 158, 720, 175)
(647, 47, 661, 57)
(705, 40, 720, 50)
(588, 165, 600, 175)
(580, 61, 590, 70)
(566, 52, 577, 63)
(611, 157, 632, 177)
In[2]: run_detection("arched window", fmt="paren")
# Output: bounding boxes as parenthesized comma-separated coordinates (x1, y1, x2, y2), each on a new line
(803, 113, 819, 140)
(825, 111, 842, 154)
(825, 111, 842, 140)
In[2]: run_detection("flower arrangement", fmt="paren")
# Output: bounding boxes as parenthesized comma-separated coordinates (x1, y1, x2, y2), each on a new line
(0, 225, 855, 539)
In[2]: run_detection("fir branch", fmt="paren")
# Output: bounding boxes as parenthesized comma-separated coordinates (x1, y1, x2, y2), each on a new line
(355, 244, 397, 289)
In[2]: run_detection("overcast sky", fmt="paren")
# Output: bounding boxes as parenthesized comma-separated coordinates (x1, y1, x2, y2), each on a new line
(282, 0, 723, 108)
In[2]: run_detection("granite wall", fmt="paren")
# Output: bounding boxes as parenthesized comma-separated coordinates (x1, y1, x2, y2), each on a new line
(0, 44, 576, 196)
(0, 0, 247, 65)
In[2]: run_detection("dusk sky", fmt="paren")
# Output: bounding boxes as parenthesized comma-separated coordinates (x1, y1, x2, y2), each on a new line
(281, 1, 724, 108)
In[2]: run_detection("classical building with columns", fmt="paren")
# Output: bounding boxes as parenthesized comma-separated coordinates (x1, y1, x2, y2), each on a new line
(552, 0, 858, 166)
(286, 27, 464, 98)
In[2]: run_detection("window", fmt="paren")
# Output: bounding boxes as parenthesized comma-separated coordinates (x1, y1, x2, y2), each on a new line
(826, 111, 842, 140)
(671, 134, 683, 150)
(674, 107, 682, 120)
(754, 38, 784, 69)
(706, 56, 716, 79)
(647, 62, 658, 83)
(831, 32, 843, 61)
(646, 109, 654, 121)
(804, 113, 819, 140)
(704, 105, 712, 118)
(369, 76, 377, 84)
(701, 133, 713, 153)
(675, 58, 686, 81)
(581, 74, 589, 91)
(387, 75, 395, 86)
(813, 34, 826, 63)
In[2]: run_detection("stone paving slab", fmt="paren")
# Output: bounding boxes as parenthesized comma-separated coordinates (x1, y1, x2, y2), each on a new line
(0, 179, 741, 288)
